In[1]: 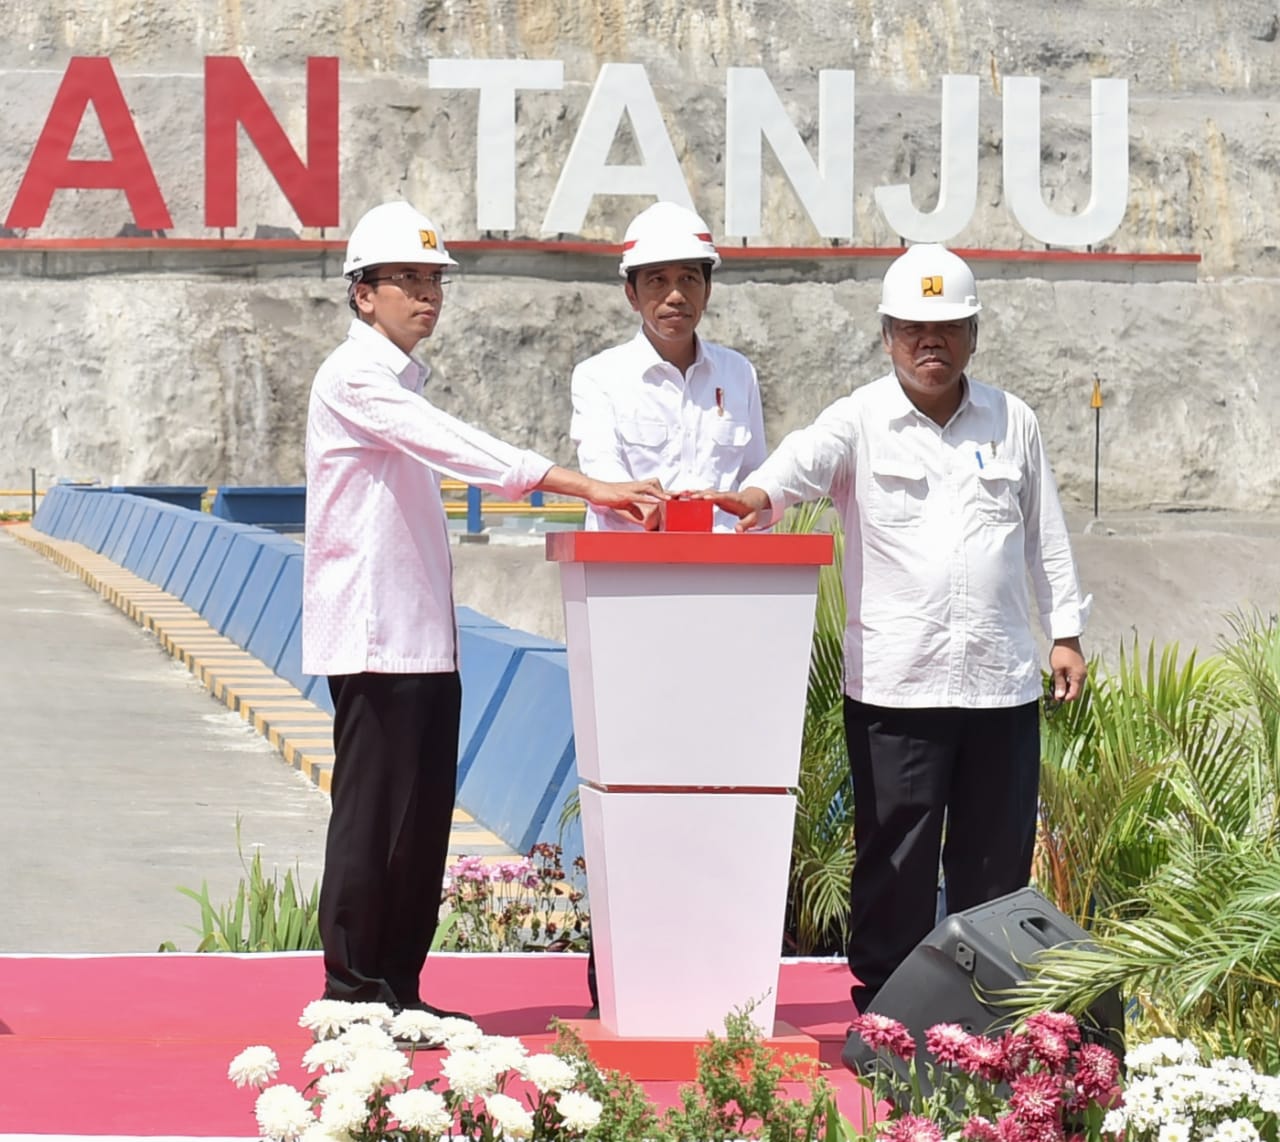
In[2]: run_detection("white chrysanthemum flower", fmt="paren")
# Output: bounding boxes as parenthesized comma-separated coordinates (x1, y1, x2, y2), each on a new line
(1252, 1073, 1280, 1115)
(300, 1000, 361, 1040)
(343, 1048, 413, 1094)
(318, 1089, 371, 1133)
(1210, 1119, 1262, 1142)
(520, 1053, 577, 1094)
(1157, 1118, 1191, 1142)
(345, 1001, 395, 1025)
(337, 1023, 397, 1052)
(1101, 1109, 1128, 1135)
(316, 1070, 372, 1099)
(438, 1017, 484, 1050)
(484, 1092, 534, 1138)
(556, 1090, 603, 1132)
(442, 1048, 503, 1099)
(298, 1122, 351, 1142)
(1129, 1038, 1201, 1074)
(254, 1084, 316, 1140)
(302, 1039, 353, 1074)
(389, 1009, 443, 1044)
(228, 1044, 280, 1088)
(388, 1088, 452, 1133)
(477, 1035, 528, 1072)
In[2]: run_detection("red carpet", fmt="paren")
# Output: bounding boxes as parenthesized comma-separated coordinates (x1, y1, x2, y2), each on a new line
(0, 952, 871, 1137)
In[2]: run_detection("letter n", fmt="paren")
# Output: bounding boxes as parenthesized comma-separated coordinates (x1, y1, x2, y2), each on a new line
(5, 57, 172, 230)
(204, 56, 339, 229)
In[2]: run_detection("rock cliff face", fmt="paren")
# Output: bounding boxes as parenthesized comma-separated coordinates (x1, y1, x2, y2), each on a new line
(1, 1, 1278, 509)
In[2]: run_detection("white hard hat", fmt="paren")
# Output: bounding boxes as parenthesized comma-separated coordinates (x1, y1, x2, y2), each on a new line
(618, 201, 721, 277)
(878, 243, 981, 322)
(343, 201, 459, 278)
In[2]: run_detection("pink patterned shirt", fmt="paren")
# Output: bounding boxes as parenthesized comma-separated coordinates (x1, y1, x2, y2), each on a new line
(302, 320, 553, 675)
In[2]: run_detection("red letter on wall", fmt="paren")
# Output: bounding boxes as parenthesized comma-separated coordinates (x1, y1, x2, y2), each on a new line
(205, 56, 339, 229)
(5, 57, 172, 230)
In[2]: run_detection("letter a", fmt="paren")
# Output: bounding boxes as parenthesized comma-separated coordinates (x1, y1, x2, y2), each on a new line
(6, 57, 171, 230)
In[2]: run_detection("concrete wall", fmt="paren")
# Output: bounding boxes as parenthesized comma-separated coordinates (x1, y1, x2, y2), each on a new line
(3, 1, 1279, 510)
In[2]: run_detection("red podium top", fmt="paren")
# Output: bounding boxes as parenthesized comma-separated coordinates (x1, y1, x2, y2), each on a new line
(545, 531, 834, 566)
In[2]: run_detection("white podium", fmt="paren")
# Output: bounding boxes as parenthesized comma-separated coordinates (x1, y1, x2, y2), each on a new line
(547, 531, 834, 1039)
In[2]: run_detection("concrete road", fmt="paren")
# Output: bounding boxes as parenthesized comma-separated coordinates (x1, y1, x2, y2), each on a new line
(0, 528, 330, 953)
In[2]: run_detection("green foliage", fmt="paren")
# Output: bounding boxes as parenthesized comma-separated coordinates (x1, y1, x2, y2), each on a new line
(550, 1007, 853, 1142)
(1022, 609, 1280, 1067)
(160, 820, 321, 953)
(776, 501, 855, 956)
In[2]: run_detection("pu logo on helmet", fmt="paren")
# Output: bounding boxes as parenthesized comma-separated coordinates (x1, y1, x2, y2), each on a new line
(921, 275, 944, 297)
(419, 229, 438, 250)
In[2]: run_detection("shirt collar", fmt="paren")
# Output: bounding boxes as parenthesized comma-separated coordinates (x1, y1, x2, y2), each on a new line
(629, 330, 706, 381)
(346, 318, 431, 391)
(883, 371, 976, 427)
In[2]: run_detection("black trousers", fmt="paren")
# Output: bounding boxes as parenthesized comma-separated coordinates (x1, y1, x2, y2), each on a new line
(319, 671, 461, 1006)
(843, 698, 1040, 1009)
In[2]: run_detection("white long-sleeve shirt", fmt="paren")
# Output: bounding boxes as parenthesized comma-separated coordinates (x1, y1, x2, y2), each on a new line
(303, 319, 553, 676)
(745, 372, 1089, 708)
(570, 331, 767, 532)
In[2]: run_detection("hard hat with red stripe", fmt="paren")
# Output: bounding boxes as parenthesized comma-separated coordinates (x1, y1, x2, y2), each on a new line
(618, 202, 721, 278)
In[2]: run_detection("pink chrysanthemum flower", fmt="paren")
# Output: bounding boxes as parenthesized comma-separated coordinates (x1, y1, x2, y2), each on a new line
(997, 1112, 1026, 1142)
(958, 1034, 1008, 1082)
(925, 1023, 971, 1066)
(1026, 1025, 1072, 1071)
(884, 1114, 945, 1142)
(1000, 1031, 1035, 1079)
(1025, 1013, 1081, 1044)
(850, 1013, 917, 1060)
(962, 1116, 1002, 1142)
(1018, 1118, 1067, 1142)
(1010, 1071, 1065, 1124)
(1072, 1044, 1121, 1103)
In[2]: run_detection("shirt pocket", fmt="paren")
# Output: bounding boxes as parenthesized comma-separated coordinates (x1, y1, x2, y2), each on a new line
(616, 417, 669, 462)
(617, 417, 667, 445)
(709, 418, 752, 451)
(865, 458, 929, 526)
(975, 461, 1023, 524)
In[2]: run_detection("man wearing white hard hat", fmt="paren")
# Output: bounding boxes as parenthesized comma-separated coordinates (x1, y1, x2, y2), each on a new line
(707, 244, 1089, 1014)
(303, 200, 665, 1020)
(570, 201, 766, 532)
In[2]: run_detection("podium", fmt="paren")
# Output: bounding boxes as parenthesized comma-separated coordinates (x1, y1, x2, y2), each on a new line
(546, 531, 834, 1042)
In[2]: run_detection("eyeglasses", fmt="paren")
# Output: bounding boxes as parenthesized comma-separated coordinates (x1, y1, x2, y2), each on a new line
(363, 270, 452, 294)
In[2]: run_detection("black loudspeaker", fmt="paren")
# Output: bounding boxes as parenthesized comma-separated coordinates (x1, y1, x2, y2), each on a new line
(841, 887, 1124, 1079)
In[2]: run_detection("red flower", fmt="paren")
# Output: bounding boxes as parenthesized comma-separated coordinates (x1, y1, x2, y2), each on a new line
(1010, 1072, 1065, 1124)
(1026, 1026, 1071, 1071)
(925, 1022, 971, 1066)
(958, 1034, 1008, 1082)
(885, 1114, 944, 1142)
(962, 1116, 1002, 1142)
(1072, 1045, 1121, 1103)
(850, 1013, 917, 1060)
(997, 1112, 1026, 1142)
(1025, 1013, 1082, 1045)
(1000, 1031, 1035, 1079)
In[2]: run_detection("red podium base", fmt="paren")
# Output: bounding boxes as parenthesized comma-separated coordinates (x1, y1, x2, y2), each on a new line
(532, 1018, 823, 1081)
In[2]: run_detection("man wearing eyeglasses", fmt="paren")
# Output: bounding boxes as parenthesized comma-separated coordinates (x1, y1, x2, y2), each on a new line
(303, 200, 665, 1023)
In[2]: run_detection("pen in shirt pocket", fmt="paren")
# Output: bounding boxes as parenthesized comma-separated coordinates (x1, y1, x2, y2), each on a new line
(715, 386, 725, 416)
